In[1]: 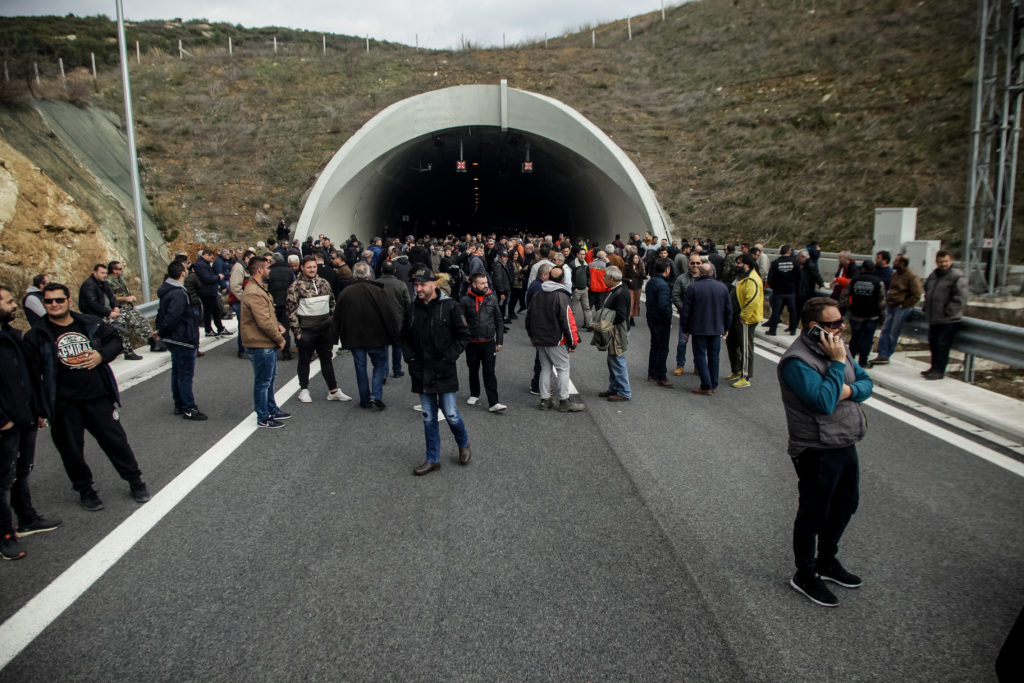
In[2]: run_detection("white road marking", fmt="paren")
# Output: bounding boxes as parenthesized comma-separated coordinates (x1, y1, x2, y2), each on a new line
(753, 346, 1024, 479)
(0, 370, 310, 670)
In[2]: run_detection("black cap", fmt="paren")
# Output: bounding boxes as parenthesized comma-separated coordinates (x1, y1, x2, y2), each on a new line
(410, 269, 438, 282)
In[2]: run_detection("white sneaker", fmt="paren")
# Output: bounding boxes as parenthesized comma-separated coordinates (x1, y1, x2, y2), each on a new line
(488, 403, 507, 413)
(297, 389, 312, 403)
(326, 389, 352, 402)
(467, 396, 479, 406)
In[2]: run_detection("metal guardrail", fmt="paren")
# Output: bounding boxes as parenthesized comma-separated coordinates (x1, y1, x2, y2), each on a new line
(135, 300, 159, 319)
(899, 309, 1024, 382)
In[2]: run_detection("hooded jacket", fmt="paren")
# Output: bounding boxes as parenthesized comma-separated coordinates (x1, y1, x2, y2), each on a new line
(525, 280, 579, 348)
(156, 279, 199, 349)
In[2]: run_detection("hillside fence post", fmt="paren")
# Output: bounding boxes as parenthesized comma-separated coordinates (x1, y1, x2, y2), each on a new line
(3, 61, 8, 83)
(58, 58, 66, 89)
(366, 35, 370, 53)
(229, 36, 233, 56)
(628, 17, 632, 40)
(135, 40, 140, 64)
(91, 52, 97, 79)
(662, 0, 666, 21)
(322, 35, 326, 55)
(178, 40, 183, 59)
(416, 33, 419, 51)
(544, 32, 548, 49)
(34, 63, 40, 86)
(592, 29, 595, 48)
(274, 36, 277, 54)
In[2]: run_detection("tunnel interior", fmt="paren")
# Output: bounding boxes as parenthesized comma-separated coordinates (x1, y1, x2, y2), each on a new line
(329, 126, 643, 242)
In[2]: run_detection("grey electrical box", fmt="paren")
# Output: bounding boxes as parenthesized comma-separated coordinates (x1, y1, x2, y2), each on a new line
(904, 240, 940, 278)
(874, 208, 917, 256)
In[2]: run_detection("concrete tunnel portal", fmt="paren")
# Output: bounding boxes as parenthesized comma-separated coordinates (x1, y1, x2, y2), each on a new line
(296, 82, 670, 247)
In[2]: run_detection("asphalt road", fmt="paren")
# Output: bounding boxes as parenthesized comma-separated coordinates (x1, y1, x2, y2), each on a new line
(1, 311, 1022, 681)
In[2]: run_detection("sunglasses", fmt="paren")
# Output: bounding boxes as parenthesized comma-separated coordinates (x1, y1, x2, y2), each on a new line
(816, 319, 844, 330)
(43, 297, 68, 305)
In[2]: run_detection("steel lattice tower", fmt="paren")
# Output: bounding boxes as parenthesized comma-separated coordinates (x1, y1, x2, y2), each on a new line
(964, 0, 1023, 294)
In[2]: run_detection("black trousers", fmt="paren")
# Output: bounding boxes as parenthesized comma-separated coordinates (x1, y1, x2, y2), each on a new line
(465, 340, 499, 406)
(928, 321, 960, 374)
(510, 287, 526, 314)
(647, 319, 672, 380)
(296, 326, 337, 391)
(200, 295, 225, 333)
(792, 444, 859, 574)
(0, 423, 38, 535)
(274, 305, 292, 355)
(767, 292, 797, 333)
(50, 399, 142, 492)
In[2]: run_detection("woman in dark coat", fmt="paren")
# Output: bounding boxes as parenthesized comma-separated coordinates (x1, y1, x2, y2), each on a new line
(622, 252, 647, 326)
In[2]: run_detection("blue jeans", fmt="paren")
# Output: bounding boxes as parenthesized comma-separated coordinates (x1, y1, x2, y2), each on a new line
(168, 344, 197, 411)
(352, 346, 388, 406)
(246, 347, 279, 421)
(230, 301, 242, 353)
(606, 352, 631, 398)
(691, 334, 722, 390)
(876, 305, 912, 359)
(675, 319, 689, 368)
(419, 392, 470, 464)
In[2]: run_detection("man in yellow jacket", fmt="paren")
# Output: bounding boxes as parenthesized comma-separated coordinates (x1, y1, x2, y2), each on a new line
(726, 253, 763, 388)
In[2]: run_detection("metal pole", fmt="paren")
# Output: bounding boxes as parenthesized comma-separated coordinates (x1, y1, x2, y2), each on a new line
(34, 62, 40, 86)
(544, 32, 547, 49)
(322, 35, 326, 55)
(366, 35, 369, 53)
(228, 36, 233, 56)
(58, 58, 66, 89)
(592, 29, 596, 48)
(116, 0, 151, 302)
(503, 33, 506, 49)
(135, 39, 139, 64)
(415, 33, 418, 51)
(662, 0, 666, 21)
(628, 17, 632, 41)
(91, 52, 97, 79)
(273, 35, 277, 54)
(179, 39, 183, 59)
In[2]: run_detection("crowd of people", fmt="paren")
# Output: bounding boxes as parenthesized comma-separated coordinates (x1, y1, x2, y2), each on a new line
(0, 227, 969, 614)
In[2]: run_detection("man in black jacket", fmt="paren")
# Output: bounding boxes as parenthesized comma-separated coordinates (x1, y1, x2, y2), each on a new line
(157, 261, 206, 421)
(23, 283, 149, 511)
(335, 262, 398, 410)
(79, 264, 139, 361)
(846, 261, 886, 367)
(401, 269, 472, 475)
(460, 272, 506, 413)
(195, 250, 230, 337)
(0, 285, 62, 560)
(267, 254, 295, 360)
(765, 245, 800, 336)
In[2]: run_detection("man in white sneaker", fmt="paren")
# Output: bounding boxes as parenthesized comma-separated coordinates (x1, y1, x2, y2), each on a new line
(286, 256, 351, 404)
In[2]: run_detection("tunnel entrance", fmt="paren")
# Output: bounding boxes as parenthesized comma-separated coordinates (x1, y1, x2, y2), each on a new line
(297, 82, 669, 246)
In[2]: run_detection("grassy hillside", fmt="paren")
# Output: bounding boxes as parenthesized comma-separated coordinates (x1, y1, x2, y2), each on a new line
(2, 0, 995, 257)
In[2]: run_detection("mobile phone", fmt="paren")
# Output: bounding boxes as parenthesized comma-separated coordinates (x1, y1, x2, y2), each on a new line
(809, 326, 831, 343)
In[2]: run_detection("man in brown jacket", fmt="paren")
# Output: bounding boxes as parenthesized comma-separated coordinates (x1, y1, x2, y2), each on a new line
(240, 257, 290, 429)
(870, 254, 923, 366)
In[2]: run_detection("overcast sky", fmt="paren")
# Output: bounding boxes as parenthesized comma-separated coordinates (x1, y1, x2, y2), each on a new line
(1, 0, 685, 50)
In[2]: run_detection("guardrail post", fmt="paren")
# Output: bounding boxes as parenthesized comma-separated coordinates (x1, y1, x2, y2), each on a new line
(963, 352, 975, 384)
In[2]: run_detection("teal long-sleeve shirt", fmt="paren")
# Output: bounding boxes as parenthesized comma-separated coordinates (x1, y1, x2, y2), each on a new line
(781, 357, 872, 414)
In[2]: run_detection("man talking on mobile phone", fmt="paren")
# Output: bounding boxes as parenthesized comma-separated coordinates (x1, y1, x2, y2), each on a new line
(777, 296, 873, 607)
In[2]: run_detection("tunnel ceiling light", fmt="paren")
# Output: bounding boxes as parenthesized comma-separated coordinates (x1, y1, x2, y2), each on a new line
(522, 142, 533, 174)
(456, 138, 466, 173)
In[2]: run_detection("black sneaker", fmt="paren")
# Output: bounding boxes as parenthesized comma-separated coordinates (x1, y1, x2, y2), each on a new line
(123, 351, 143, 360)
(174, 407, 184, 415)
(1, 533, 25, 561)
(130, 482, 151, 503)
(270, 410, 292, 420)
(182, 408, 208, 421)
(818, 559, 863, 588)
(16, 515, 63, 537)
(790, 571, 839, 607)
(370, 399, 386, 411)
(257, 418, 285, 429)
(80, 488, 104, 511)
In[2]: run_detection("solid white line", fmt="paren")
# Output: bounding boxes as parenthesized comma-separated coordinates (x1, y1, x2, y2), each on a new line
(0, 370, 309, 670)
(753, 345, 1024, 479)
